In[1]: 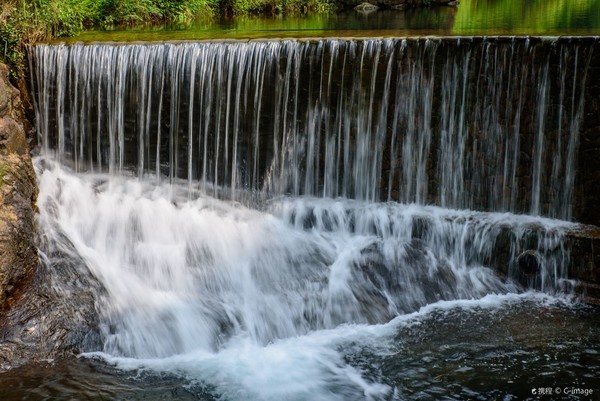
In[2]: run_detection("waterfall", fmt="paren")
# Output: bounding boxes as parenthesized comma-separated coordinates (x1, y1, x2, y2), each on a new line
(41, 160, 510, 356)
(34, 156, 577, 399)
(29, 38, 594, 219)
(26, 37, 593, 400)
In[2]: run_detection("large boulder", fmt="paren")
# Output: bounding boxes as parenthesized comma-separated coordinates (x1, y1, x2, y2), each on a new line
(343, 0, 458, 10)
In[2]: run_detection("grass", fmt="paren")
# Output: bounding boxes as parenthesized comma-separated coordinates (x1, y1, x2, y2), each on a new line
(1, 0, 104, 80)
(228, 0, 334, 15)
(0, 0, 335, 81)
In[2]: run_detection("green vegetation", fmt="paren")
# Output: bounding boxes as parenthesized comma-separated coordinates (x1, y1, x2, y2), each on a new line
(4, 0, 598, 80)
(229, 0, 333, 15)
(0, 0, 334, 80)
(454, 0, 600, 34)
(0, 0, 212, 78)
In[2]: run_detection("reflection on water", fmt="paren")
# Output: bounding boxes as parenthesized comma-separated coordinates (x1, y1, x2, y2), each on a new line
(0, 358, 204, 401)
(454, 0, 600, 35)
(385, 297, 600, 400)
(0, 295, 598, 400)
(67, 10, 459, 43)
(61, 0, 600, 43)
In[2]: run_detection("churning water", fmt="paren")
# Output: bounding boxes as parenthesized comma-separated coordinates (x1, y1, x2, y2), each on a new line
(16, 37, 600, 400)
(32, 157, 597, 400)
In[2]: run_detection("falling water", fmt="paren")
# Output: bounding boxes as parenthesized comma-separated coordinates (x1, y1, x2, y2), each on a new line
(26, 37, 596, 400)
(29, 37, 594, 219)
(35, 156, 577, 400)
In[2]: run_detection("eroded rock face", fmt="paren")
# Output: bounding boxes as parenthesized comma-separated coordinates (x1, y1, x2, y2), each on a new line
(0, 63, 102, 371)
(566, 226, 600, 305)
(0, 154, 37, 308)
(0, 63, 39, 369)
(0, 235, 103, 370)
(0, 64, 37, 311)
(0, 66, 19, 119)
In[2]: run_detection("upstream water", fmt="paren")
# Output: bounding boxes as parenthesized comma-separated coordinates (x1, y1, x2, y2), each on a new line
(65, 0, 600, 42)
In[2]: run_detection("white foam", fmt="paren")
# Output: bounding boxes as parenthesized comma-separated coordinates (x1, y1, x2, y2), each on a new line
(88, 328, 394, 401)
(36, 157, 576, 400)
(83, 292, 572, 400)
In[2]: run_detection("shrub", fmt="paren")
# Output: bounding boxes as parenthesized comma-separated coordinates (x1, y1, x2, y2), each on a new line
(0, 0, 333, 80)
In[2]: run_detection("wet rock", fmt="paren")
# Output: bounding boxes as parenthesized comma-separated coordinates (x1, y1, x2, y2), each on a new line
(340, 0, 458, 9)
(517, 250, 541, 276)
(0, 63, 101, 371)
(355, 2, 379, 12)
(0, 240, 104, 370)
(0, 154, 37, 309)
(564, 225, 600, 305)
(515, 250, 540, 287)
(0, 62, 48, 370)
(0, 65, 13, 119)
(0, 118, 28, 155)
(0, 64, 37, 312)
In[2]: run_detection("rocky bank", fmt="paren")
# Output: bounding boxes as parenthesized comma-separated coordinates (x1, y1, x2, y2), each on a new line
(0, 64, 101, 370)
(0, 64, 37, 315)
(348, 0, 458, 11)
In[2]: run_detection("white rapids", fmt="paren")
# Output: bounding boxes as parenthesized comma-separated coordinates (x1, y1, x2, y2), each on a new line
(35, 157, 578, 400)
